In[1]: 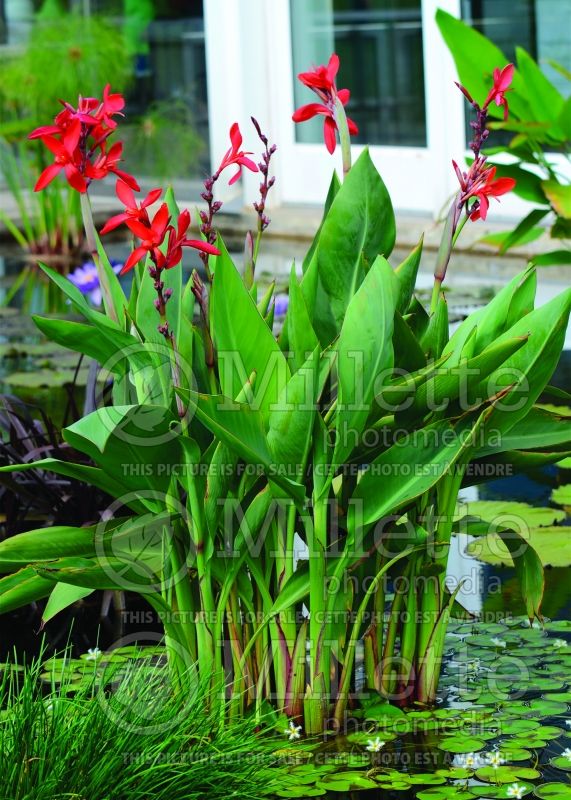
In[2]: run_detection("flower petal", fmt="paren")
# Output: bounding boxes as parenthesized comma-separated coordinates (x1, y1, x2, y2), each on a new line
(183, 239, 221, 256)
(34, 163, 62, 192)
(116, 179, 136, 209)
(323, 117, 337, 154)
(292, 103, 329, 122)
(100, 212, 129, 235)
(121, 245, 148, 274)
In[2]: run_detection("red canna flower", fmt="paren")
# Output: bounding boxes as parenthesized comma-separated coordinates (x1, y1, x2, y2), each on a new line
(96, 83, 125, 129)
(298, 53, 340, 93)
(215, 123, 259, 185)
(292, 53, 358, 155)
(86, 141, 139, 191)
(31, 87, 136, 195)
(464, 166, 516, 221)
(158, 209, 220, 270)
(121, 205, 220, 274)
(100, 180, 162, 235)
(34, 120, 87, 193)
(483, 64, 514, 120)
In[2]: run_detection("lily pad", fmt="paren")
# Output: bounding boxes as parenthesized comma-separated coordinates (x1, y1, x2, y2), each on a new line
(416, 789, 474, 800)
(467, 528, 571, 568)
(438, 736, 486, 753)
(461, 501, 565, 528)
(534, 783, 571, 800)
(552, 485, 571, 507)
(475, 767, 541, 784)
(319, 772, 379, 791)
(549, 757, 571, 772)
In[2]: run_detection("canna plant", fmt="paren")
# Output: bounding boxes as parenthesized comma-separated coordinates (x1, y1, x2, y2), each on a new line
(0, 58, 571, 737)
(437, 10, 571, 266)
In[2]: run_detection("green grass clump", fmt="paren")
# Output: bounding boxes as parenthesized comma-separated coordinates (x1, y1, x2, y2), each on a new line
(0, 656, 285, 800)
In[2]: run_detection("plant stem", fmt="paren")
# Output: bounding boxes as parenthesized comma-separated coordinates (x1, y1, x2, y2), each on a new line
(79, 192, 118, 323)
(334, 95, 352, 178)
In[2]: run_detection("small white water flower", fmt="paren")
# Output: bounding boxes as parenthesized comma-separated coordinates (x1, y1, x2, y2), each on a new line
(507, 783, 525, 799)
(561, 748, 571, 761)
(552, 639, 568, 649)
(566, 720, 571, 729)
(366, 737, 386, 752)
(284, 719, 302, 741)
(456, 753, 478, 768)
(487, 751, 505, 768)
(491, 637, 507, 648)
(85, 647, 102, 661)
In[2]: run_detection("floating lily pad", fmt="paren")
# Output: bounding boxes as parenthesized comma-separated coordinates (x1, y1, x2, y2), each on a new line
(468, 528, 571, 568)
(462, 501, 566, 528)
(534, 783, 571, 799)
(345, 731, 396, 745)
(319, 772, 379, 791)
(416, 789, 474, 800)
(274, 788, 325, 798)
(470, 784, 534, 799)
(438, 736, 486, 753)
(552, 485, 571, 507)
(475, 767, 540, 784)
(549, 757, 571, 772)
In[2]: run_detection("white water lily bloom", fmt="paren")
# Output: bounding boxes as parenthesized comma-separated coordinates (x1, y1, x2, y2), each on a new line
(507, 783, 525, 799)
(85, 647, 102, 661)
(566, 720, 571, 728)
(561, 748, 571, 760)
(487, 751, 505, 768)
(284, 719, 302, 740)
(456, 753, 478, 768)
(366, 737, 386, 753)
(490, 637, 507, 648)
(552, 639, 568, 649)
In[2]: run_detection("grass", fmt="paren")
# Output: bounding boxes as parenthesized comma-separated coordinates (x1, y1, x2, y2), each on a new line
(0, 653, 287, 800)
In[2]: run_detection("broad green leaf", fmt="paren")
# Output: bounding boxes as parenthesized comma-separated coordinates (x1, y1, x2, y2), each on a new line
(63, 405, 180, 501)
(316, 148, 395, 330)
(0, 458, 142, 509)
(476, 289, 571, 440)
(286, 266, 319, 372)
(37, 262, 123, 332)
(516, 47, 565, 133)
(541, 180, 571, 219)
(421, 293, 448, 360)
(351, 414, 486, 529)
(42, 583, 94, 625)
(0, 567, 55, 614)
(444, 267, 536, 364)
(495, 209, 550, 254)
(33, 557, 159, 592)
(302, 170, 340, 274)
(480, 226, 545, 250)
(476, 406, 571, 457)
(267, 347, 322, 480)
(334, 256, 397, 464)
(32, 317, 131, 375)
(497, 529, 544, 619)
(0, 524, 96, 570)
(175, 388, 305, 504)
(529, 250, 571, 267)
(211, 241, 290, 415)
(436, 10, 531, 120)
(394, 237, 423, 314)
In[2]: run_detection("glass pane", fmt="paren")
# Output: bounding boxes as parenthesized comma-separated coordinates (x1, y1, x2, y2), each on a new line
(290, 0, 426, 147)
